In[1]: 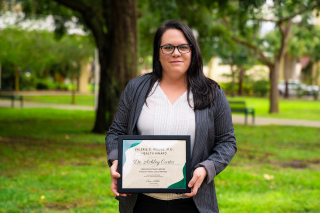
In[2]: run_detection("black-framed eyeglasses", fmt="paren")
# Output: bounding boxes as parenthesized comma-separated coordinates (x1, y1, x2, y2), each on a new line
(159, 44, 192, 55)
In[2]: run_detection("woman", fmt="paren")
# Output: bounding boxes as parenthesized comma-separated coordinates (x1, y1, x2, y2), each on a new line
(106, 20, 237, 213)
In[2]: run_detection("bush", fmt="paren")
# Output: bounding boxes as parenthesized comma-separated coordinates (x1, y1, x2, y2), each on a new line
(311, 89, 319, 100)
(36, 81, 48, 90)
(20, 74, 37, 91)
(220, 79, 269, 97)
(252, 80, 269, 96)
(296, 85, 308, 99)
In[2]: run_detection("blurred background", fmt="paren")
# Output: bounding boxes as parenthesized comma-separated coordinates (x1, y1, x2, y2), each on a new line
(0, 0, 319, 212)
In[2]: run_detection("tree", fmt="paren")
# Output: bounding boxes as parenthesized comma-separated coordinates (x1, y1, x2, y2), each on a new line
(0, 0, 137, 133)
(138, 0, 260, 98)
(217, 39, 257, 97)
(0, 27, 93, 95)
(221, 0, 320, 113)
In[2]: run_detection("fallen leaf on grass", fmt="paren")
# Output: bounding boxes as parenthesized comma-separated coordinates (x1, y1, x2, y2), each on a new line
(264, 174, 274, 180)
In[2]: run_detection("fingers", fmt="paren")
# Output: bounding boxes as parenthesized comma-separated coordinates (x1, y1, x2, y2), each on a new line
(110, 161, 120, 178)
(184, 179, 200, 197)
(185, 167, 207, 197)
(184, 186, 198, 197)
(111, 176, 129, 197)
(109, 160, 131, 197)
(188, 175, 197, 188)
(111, 177, 119, 196)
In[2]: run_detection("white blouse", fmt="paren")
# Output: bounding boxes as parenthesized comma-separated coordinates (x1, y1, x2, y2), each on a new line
(136, 81, 196, 200)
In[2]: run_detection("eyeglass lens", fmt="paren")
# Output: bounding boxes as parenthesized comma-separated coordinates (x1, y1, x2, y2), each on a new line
(162, 45, 191, 54)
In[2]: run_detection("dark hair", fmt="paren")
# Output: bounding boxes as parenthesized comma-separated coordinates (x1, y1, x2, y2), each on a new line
(145, 20, 220, 110)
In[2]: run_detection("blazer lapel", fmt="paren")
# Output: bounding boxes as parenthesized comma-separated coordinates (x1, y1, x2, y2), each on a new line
(128, 77, 151, 134)
(191, 107, 209, 169)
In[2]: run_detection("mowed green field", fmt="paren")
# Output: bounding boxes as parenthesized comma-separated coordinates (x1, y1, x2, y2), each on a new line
(227, 96, 320, 121)
(23, 95, 95, 106)
(0, 108, 319, 212)
(22, 94, 320, 120)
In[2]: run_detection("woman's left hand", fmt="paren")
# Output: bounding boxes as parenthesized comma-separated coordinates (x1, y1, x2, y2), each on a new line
(184, 167, 207, 197)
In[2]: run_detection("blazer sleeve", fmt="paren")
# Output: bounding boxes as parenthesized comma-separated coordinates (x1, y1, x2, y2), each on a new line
(195, 87, 237, 184)
(105, 81, 133, 167)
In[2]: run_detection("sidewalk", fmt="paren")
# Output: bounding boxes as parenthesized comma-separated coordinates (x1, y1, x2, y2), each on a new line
(0, 100, 319, 128)
(232, 115, 320, 127)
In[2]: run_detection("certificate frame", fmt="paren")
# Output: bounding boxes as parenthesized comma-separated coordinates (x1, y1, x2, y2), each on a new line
(118, 135, 191, 193)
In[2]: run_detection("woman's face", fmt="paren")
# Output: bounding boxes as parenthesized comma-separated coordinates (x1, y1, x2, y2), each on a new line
(159, 29, 191, 80)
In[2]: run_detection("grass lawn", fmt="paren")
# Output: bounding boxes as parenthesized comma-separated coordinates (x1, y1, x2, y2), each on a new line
(0, 108, 319, 212)
(21, 94, 320, 121)
(23, 95, 95, 106)
(227, 96, 320, 121)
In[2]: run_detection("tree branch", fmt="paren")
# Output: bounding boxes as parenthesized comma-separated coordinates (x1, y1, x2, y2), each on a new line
(256, 18, 278, 22)
(231, 36, 274, 68)
(54, 0, 106, 48)
(277, 20, 292, 62)
(54, 0, 87, 13)
(278, 6, 315, 23)
(256, 3, 320, 24)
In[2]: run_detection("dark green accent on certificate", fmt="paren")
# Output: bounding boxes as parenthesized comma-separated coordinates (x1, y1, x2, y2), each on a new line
(123, 140, 142, 166)
(167, 163, 186, 189)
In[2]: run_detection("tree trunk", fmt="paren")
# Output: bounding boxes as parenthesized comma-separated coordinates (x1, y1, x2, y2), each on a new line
(92, 0, 137, 133)
(269, 20, 291, 113)
(70, 68, 76, 105)
(284, 53, 291, 98)
(0, 63, 2, 90)
(231, 64, 235, 97)
(269, 64, 279, 113)
(14, 66, 19, 91)
(238, 67, 244, 96)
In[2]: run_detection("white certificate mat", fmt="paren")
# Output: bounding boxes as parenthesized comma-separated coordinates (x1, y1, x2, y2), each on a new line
(118, 135, 191, 193)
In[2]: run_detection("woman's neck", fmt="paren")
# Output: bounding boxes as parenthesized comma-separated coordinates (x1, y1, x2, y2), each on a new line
(160, 75, 187, 91)
(159, 75, 188, 105)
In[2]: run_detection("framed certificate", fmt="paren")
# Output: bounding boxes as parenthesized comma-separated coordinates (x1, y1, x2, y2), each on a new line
(118, 135, 191, 193)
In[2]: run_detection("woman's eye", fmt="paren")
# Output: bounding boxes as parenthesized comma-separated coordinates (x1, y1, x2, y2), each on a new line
(164, 46, 173, 50)
(179, 45, 188, 50)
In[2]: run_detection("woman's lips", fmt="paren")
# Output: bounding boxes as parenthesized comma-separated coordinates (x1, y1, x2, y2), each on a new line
(170, 61, 183, 64)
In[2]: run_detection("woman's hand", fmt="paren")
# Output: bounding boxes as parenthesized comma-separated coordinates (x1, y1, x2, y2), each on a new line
(184, 167, 207, 197)
(110, 160, 131, 197)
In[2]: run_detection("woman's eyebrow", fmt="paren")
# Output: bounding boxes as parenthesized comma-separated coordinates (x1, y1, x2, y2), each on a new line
(162, 43, 188, 46)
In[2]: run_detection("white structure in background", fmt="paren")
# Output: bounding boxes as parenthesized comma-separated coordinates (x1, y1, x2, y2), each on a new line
(204, 58, 268, 83)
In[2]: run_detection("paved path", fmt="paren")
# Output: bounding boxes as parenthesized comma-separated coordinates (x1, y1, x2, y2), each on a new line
(232, 115, 320, 127)
(0, 100, 319, 128)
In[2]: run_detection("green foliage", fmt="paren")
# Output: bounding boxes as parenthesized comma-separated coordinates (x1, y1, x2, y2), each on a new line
(137, 0, 257, 64)
(221, 79, 269, 97)
(296, 84, 308, 99)
(0, 108, 319, 212)
(0, 27, 94, 91)
(311, 89, 319, 100)
(253, 79, 269, 96)
(20, 0, 88, 38)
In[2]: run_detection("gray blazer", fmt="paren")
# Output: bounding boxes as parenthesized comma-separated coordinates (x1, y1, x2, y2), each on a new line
(105, 74, 237, 213)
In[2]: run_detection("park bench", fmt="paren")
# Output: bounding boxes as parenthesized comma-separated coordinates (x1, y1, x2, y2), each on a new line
(0, 94, 23, 108)
(228, 101, 254, 125)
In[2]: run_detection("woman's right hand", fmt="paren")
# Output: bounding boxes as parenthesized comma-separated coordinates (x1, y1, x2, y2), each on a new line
(110, 160, 130, 197)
